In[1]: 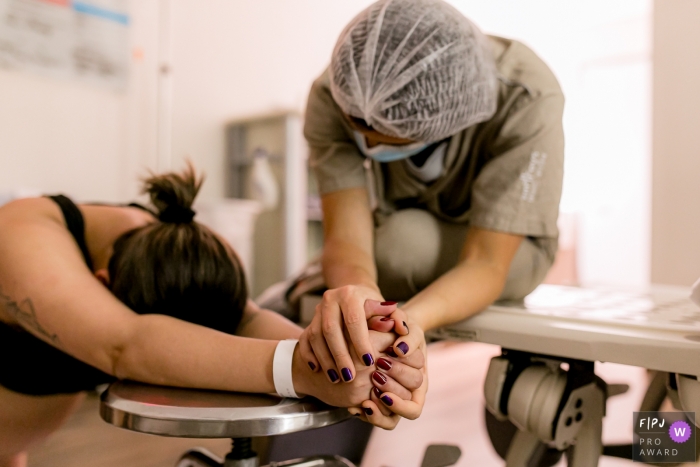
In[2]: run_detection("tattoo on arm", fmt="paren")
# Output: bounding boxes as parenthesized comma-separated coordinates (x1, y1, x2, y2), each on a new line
(0, 286, 62, 347)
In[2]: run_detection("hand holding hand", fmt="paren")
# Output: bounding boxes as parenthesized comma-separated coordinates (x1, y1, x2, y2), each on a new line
(356, 316, 428, 428)
(299, 286, 399, 382)
(294, 329, 425, 429)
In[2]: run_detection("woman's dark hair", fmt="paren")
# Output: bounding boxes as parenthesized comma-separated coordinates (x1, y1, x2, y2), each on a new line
(108, 164, 248, 334)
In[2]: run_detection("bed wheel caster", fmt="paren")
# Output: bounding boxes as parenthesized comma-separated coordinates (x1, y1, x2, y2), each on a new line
(484, 408, 563, 467)
(483, 350, 605, 467)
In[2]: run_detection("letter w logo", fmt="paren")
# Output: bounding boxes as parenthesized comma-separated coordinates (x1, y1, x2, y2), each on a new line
(674, 427, 687, 437)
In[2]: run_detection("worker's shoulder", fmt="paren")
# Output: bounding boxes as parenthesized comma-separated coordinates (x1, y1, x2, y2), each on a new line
(309, 68, 332, 97)
(306, 68, 338, 115)
(489, 35, 563, 99)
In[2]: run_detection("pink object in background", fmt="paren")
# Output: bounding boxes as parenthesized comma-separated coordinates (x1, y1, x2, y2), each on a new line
(544, 211, 579, 286)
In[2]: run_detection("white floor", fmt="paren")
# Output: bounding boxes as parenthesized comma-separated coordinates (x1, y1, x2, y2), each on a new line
(362, 341, 666, 467)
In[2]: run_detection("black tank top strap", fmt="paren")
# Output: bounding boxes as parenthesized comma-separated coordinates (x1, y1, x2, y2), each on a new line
(126, 202, 156, 217)
(46, 195, 94, 271)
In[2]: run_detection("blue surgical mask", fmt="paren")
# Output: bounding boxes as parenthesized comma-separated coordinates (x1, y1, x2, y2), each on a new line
(353, 131, 429, 163)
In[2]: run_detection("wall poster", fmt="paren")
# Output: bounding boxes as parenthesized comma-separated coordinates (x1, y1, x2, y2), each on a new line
(0, 0, 129, 89)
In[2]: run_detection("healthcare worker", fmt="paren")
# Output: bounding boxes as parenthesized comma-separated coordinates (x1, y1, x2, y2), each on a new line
(297, 0, 565, 416)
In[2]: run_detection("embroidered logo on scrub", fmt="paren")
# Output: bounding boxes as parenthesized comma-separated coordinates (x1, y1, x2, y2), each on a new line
(519, 151, 547, 202)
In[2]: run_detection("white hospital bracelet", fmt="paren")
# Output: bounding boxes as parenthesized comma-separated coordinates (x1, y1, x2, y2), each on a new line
(273, 339, 300, 398)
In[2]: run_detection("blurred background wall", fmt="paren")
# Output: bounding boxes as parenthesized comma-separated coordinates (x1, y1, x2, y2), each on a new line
(651, 0, 700, 286)
(0, 0, 697, 287)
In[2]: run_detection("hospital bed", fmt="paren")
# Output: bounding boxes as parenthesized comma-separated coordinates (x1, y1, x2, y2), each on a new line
(100, 284, 700, 467)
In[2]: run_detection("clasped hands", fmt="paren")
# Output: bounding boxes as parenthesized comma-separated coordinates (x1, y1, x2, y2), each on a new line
(296, 285, 427, 430)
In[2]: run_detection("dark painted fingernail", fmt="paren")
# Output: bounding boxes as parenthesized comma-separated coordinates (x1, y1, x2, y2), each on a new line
(327, 369, 339, 382)
(397, 342, 409, 355)
(372, 387, 382, 398)
(381, 394, 394, 406)
(380, 301, 397, 306)
(363, 407, 374, 416)
(380, 317, 393, 322)
(383, 347, 398, 358)
(341, 368, 353, 382)
(308, 362, 316, 371)
(403, 321, 409, 333)
(354, 413, 361, 417)
(362, 353, 374, 366)
(377, 357, 392, 371)
(372, 371, 387, 385)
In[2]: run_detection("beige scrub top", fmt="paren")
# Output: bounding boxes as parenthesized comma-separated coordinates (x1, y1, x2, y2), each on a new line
(303, 36, 565, 262)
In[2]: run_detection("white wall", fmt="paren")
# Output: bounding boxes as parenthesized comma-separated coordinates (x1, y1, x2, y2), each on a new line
(0, 71, 126, 201)
(652, 0, 700, 286)
(0, 0, 161, 202)
(167, 0, 375, 200)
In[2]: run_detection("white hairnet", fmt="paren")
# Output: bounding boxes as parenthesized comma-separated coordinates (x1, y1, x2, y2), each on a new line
(330, 0, 498, 143)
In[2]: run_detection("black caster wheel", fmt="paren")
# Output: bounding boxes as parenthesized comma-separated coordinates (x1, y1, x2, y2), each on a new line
(484, 406, 563, 467)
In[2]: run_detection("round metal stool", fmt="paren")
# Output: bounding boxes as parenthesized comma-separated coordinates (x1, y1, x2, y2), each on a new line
(100, 381, 354, 467)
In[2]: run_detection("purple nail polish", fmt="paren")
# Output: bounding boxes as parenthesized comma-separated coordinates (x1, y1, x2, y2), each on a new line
(362, 353, 374, 366)
(341, 367, 353, 382)
(380, 301, 397, 306)
(380, 317, 393, 322)
(383, 347, 398, 358)
(397, 342, 409, 355)
(381, 394, 394, 406)
(308, 362, 316, 371)
(372, 387, 382, 398)
(377, 358, 392, 371)
(372, 371, 387, 385)
(363, 407, 374, 416)
(327, 369, 339, 382)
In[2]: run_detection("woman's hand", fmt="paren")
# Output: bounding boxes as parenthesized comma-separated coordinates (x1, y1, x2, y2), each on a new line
(368, 306, 421, 360)
(354, 319, 429, 429)
(293, 330, 424, 427)
(298, 286, 409, 382)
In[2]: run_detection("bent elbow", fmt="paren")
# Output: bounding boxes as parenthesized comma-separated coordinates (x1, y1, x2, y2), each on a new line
(106, 319, 141, 380)
(108, 340, 129, 380)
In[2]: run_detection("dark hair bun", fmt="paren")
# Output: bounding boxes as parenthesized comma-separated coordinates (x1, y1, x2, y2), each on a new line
(143, 162, 203, 224)
(110, 161, 247, 335)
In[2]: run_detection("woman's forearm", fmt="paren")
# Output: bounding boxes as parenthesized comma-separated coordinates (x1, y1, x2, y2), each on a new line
(319, 188, 379, 292)
(113, 312, 378, 408)
(322, 237, 380, 292)
(114, 314, 278, 393)
(236, 301, 303, 340)
(403, 259, 507, 331)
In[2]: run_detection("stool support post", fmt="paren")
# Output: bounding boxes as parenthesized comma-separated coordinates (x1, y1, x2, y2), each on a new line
(225, 437, 259, 467)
